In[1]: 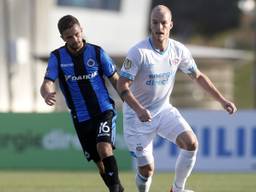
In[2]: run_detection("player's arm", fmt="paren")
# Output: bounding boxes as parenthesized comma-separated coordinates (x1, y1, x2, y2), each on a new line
(40, 79, 56, 106)
(189, 68, 237, 114)
(108, 72, 119, 91)
(109, 72, 126, 102)
(117, 77, 152, 122)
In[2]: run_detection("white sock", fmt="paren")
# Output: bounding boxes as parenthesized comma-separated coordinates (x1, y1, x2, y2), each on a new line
(136, 172, 152, 192)
(173, 149, 197, 190)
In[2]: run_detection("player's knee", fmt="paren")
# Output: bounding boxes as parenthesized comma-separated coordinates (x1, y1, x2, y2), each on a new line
(139, 164, 154, 178)
(137, 155, 154, 177)
(176, 131, 198, 151)
(97, 142, 113, 159)
(183, 135, 198, 151)
(187, 138, 198, 151)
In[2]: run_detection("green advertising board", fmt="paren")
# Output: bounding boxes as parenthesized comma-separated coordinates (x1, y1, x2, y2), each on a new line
(0, 112, 131, 170)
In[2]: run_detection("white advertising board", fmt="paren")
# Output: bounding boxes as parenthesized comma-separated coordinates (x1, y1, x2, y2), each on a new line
(141, 110, 256, 172)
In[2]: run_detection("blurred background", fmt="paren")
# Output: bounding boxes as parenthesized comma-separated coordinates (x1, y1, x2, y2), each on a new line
(0, 0, 255, 174)
(0, 0, 255, 112)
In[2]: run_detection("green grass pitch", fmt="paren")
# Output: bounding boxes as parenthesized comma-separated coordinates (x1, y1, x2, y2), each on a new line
(0, 171, 255, 192)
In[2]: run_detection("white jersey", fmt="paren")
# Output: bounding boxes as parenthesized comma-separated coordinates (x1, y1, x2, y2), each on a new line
(120, 37, 197, 118)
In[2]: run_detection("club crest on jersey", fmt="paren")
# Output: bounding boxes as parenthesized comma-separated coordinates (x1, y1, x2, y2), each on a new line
(123, 58, 132, 70)
(87, 59, 96, 67)
(136, 146, 143, 152)
(170, 58, 180, 66)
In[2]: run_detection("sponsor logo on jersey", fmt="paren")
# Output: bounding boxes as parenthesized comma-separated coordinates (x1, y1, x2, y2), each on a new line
(87, 59, 96, 67)
(65, 71, 98, 81)
(123, 58, 132, 70)
(146, 72, 172, 86)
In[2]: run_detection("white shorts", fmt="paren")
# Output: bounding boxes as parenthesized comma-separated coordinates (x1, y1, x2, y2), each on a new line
(123, 106, 193, 166)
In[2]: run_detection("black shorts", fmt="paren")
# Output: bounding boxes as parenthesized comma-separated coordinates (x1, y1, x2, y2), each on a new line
(72, 110, 116, 162)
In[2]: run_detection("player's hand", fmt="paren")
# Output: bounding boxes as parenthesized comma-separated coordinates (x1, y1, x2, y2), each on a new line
(222, 100, 237, 115)
(44, 92, 56, 106)
(137, 108, 152, 122)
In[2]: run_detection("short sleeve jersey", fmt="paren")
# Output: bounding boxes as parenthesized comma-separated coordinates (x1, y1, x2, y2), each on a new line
(120, 37, 197, 117)
(45, 43, 116, 122)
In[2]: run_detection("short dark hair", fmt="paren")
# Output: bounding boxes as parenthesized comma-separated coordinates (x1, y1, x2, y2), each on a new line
(57, 15, 80, 35)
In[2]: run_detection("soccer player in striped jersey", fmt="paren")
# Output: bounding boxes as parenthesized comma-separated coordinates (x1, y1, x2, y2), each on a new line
(117, 5, 237, 192)
(40, 15, 124, 192)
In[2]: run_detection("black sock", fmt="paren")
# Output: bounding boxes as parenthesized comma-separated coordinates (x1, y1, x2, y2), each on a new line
(102, 155, 120, 186)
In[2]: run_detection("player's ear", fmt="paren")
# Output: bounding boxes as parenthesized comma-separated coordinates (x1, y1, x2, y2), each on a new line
(170, 21, 173, 30)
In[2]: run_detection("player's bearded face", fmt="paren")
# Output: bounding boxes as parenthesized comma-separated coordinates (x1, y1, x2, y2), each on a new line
(62, 24, 84, 52)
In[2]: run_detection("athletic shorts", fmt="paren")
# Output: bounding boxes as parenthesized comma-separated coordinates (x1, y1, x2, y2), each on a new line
(123, 106, 193, 166)
(73, 110, 116, 162)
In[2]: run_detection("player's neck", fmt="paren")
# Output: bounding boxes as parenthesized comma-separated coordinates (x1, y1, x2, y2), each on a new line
(67, 41, 85, 55)
(149, 37, 169, 53)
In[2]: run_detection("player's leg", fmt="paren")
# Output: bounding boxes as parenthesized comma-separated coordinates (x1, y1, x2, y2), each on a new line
(172, 131, 197, 192)
(136, 163, 154, 192)
(95, 160, 110, 187)
(158, 107, 197, 192)
(124, 133, 155, 192)
(73, 114, 123, 192)
(73, 120, 111, 188)
(97, 142, 123, 192)
(96, 110, 124, 192)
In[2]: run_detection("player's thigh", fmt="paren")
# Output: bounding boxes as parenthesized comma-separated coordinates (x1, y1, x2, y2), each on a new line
(157, 107, 194, 144)
(74, 120, 100, 162)
(95, 110, 116, 145)
(73, 110, 116, 162)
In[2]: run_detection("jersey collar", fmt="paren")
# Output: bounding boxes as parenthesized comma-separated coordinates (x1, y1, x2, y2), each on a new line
(148, 36, 169, 55)
(65, 39, 86, 57)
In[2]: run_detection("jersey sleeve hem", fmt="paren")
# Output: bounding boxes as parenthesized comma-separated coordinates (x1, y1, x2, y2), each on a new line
(107, 69, 117, 78)
(44, 77, 55, 82)
(120, 71, 135, 80)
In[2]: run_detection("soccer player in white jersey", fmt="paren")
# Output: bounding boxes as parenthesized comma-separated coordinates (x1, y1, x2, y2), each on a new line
(117, 4, 237, 192)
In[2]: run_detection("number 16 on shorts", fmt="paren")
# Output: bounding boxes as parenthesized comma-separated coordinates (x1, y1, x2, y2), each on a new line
(98, 121, 111, 137)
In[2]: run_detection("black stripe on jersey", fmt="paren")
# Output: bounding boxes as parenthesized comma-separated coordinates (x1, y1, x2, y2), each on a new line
(94, 45, 103, 76)
(94, 45, 116, 78)
(94, 45, 115, 107)
(52, 49, 77, 119)
(72, 48, 101, 117)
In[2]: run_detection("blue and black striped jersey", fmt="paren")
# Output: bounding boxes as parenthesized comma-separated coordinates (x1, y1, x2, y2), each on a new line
(45, 42, 116, 122)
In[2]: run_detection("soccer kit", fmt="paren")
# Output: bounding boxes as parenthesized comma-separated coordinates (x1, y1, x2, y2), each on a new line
(120, 37, 198, 165)
(45, 41, 117, 161)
